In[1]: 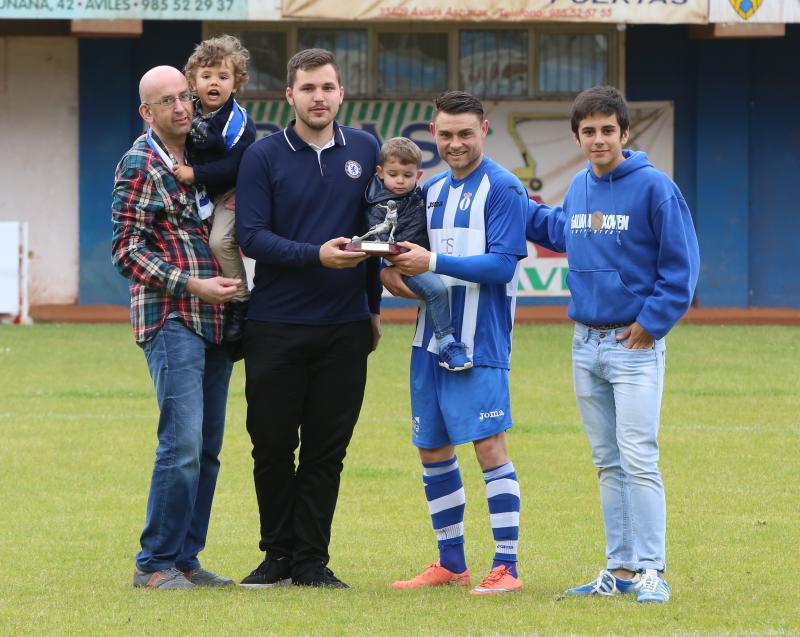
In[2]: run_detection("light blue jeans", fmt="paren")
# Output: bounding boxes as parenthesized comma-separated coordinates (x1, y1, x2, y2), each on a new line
(404, 271, 455, 341)
(137, 319, 233, 572)
(572, 323, 667, 573)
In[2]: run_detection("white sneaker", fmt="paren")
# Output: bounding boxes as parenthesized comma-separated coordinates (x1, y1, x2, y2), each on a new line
(564, 569, 640, 596)
(637, 569, 670, 603)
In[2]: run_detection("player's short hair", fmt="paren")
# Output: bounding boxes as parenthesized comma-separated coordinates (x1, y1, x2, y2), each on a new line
(433, 91, 485, 122)
(380, 137, 423, 167)
(184, 34, 250, 91)
(286, 48, 341, 88)
(570, 85, 630, 134)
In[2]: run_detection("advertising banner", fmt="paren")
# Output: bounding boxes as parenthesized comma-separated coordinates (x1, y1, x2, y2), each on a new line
(0, 0, 711, 22)
(0, 0, 246, 20)
(709, 0, 798, 21)
(281, 0, 708, 23)
(241, 99, 674, 297)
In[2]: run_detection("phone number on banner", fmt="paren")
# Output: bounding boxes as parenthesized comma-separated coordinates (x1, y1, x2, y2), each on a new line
(0, 0, 246, 19)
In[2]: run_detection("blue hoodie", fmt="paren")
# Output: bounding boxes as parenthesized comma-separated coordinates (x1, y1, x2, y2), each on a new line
(526, 150, 699, 340)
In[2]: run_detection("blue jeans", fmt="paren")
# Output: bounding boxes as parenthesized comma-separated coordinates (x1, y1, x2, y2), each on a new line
(137, 319, 233, 572)
(572, 323, 667, 572)
(404, 271, 454, 341)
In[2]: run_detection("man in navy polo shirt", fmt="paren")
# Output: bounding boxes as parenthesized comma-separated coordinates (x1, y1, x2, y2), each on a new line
(235, 48, 381, 589)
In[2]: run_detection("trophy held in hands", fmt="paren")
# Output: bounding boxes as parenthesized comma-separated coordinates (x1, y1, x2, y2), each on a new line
(344, 200, 408, 256)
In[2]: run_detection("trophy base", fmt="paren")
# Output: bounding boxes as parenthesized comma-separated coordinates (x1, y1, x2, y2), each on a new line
(343, 241, 407, 256)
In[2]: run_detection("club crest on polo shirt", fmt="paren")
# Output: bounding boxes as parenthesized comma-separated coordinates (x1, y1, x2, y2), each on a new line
(345, 160, 362, 179)
(458, 191, 473, 211)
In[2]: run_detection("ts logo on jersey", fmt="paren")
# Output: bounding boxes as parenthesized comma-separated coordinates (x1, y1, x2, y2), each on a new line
(458, 191, 473, 211)
(344, 160, 362, 179)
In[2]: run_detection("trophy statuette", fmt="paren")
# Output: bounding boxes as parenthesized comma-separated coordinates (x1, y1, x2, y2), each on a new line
(343, 200, 408, 256)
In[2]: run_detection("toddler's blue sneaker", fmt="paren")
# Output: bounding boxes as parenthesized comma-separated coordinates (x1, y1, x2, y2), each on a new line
(636, 569, 670, 603)
(438, 341, 473, 372)
(564, 569, 640, 597)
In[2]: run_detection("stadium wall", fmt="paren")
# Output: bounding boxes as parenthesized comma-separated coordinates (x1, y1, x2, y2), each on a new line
(0, 35, 78, 305)
(3, 21, 797, 309)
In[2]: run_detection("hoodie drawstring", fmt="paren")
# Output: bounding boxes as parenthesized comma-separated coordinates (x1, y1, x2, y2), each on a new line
(584, 171, 591, 235)
(610, 174, 621, 246)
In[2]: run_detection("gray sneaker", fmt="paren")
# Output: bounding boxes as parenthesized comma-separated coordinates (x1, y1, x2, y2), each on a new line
(133, 567, 195, 589)
(182, 567, 234, 587)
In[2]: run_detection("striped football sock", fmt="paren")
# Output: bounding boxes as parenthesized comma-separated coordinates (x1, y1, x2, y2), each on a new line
(422, 456, 467, 574)
(484, 461, 520, 577)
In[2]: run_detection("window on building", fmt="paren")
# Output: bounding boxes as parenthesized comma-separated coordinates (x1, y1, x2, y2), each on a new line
(538, 33, 608, 95)
(460, 30, 528, 98)
(235, 31, 288, 95)
(378, 32, 448, 96)
(208, 24, 617, 99)
(298, 29, 368, 96)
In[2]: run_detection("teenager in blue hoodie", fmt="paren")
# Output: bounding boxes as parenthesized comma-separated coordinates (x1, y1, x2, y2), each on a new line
(526, 86, 699, 604)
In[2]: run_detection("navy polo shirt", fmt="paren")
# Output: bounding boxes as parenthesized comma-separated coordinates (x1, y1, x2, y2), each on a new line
(236, 120, 381, 325)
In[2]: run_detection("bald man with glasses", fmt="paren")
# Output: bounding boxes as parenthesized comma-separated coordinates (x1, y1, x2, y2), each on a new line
(112, 66, 240, 590)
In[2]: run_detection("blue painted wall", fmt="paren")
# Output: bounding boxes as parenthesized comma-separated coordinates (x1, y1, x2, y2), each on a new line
(747, 29, 800, 306)
(78, 21, 201, 304)
(694, 40, 751, 306)
(627, 24, 800, 307)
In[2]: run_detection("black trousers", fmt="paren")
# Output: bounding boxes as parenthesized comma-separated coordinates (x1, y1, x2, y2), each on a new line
(243, 319, 372, 575)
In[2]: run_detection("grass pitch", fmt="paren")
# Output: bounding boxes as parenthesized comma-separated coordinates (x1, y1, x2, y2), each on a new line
(0, 323, 798, 636)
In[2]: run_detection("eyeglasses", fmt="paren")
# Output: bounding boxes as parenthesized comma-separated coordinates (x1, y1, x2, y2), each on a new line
(144, 92, 193, 108)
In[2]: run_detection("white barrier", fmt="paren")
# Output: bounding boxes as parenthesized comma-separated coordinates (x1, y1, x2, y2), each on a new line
(0, 222, 30, 324)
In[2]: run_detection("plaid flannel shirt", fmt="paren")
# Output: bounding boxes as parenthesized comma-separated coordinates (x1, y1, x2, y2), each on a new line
(111, 132, 223, 344)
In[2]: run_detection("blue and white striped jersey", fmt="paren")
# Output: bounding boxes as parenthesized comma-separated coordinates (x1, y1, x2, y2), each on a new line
(413, 156, 528, 368)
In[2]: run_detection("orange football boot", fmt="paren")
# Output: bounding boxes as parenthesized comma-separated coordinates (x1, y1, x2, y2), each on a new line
(392, 562, 470, 589)
(470, 565, 522, 595)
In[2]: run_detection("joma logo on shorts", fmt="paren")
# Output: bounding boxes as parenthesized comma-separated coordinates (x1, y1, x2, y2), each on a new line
(479, 410, 505, 421)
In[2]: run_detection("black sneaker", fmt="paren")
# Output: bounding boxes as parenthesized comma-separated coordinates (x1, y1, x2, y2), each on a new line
(223, 300, 248, 343)
(292, 565, 350, 589)
(240, 556, 292, 588)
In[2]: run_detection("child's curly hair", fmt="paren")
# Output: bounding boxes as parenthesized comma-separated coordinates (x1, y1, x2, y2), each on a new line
(185, 34, 250, 91)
